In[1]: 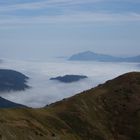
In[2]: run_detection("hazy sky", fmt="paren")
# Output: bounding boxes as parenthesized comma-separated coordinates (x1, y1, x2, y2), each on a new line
(0, 0, 140, 60)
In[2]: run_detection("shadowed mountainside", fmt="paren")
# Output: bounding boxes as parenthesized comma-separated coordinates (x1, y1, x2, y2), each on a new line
(0, 69, 29, 92)
(50, 75, 88, 83)
(0, 97, 27, 108)
(0, 72, 139, 139)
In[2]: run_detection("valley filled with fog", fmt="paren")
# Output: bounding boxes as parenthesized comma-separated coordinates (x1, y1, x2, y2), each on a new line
(0, 59, 139, 108)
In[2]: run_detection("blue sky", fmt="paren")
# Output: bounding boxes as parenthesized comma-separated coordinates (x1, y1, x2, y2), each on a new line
(0, 0, 140, 60)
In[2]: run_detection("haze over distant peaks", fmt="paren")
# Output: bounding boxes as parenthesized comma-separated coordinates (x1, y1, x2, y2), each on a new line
(69, 51, 140, 62)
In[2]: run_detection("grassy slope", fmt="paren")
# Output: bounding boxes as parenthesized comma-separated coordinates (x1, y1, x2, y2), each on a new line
(0, 72, 140, 140)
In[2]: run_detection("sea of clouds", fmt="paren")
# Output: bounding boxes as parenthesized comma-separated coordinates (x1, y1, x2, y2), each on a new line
(0, 59, 139, 108)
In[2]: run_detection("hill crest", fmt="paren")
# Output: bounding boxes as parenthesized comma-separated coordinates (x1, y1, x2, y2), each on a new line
(0, 72, 140, 140)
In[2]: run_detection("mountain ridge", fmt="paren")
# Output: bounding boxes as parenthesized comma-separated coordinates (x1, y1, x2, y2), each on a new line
(0, 72, 139, 139)
(69, 51, 140, 62)
(0, 97, 27, 108)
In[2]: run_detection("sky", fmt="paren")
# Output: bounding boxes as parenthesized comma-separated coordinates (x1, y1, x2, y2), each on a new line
(0, 0, 140, 60)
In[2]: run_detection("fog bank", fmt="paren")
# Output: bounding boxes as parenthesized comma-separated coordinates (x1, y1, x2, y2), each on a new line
(0, 59, 139, 107)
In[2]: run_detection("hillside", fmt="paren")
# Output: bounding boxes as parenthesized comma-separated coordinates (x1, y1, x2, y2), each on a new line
(0, 69, 29, 92)
(50, 75, 88, 83)
(0, 72, 139, 139)
(0, 97, 27, 108)
(69, 51, 140, 62)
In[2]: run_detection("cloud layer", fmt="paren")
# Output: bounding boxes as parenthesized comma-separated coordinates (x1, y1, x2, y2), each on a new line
(0, 59, 139, 107)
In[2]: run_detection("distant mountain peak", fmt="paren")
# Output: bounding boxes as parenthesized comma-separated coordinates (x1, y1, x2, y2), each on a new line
(75, 51, 96, 56)
(69, 51, 140, 62)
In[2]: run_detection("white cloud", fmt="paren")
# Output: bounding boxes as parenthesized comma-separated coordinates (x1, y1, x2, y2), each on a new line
(0, 12, 140, 27)
(0, 0, 101, 12)
(0, 0, 139, 12)
(0, 59, 139, 107)
(0, 0, 140, 28)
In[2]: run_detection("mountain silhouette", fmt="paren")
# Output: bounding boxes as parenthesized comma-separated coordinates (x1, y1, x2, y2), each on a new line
(0, 97, 27, 108)
(69, 51, 140, 62)
(0, 69, 30, 92)
(50, 75, 88, 83)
